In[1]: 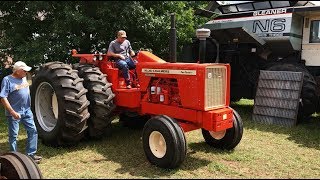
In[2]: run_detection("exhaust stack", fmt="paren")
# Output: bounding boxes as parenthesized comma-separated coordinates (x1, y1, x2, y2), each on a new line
(169, 13, 177, 63)
(196, 28, 210, 63)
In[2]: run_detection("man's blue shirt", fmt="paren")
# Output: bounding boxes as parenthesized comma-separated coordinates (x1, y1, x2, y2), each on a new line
(0, 75, 31, 116)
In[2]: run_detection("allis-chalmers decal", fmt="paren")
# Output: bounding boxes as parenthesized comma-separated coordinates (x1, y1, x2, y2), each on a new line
(142, 68, 197, 75)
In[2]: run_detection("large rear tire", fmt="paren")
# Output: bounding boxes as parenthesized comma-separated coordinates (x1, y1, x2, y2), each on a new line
(31, 61, 90, 147)
(266, 63, 317, 122)
(76, 64, 116, 139)
(202, 108, 243, 150)
(142, 115, 187, 169)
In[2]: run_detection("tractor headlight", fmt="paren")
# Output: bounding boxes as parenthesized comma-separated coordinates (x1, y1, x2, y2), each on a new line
(99, 53, 103, 60)
(93, 56, 97, 61)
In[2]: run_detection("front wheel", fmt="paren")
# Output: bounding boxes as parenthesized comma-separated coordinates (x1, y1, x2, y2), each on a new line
(142, 115, 186, 169)
(202, 108, 243, 150)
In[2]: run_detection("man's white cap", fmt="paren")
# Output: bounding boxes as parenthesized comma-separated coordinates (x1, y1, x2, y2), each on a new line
(13, 61, 32, 71)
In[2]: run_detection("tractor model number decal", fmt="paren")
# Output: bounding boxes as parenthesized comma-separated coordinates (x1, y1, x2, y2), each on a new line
(253, 19, 286, 33)
(142, 68, 196, 75)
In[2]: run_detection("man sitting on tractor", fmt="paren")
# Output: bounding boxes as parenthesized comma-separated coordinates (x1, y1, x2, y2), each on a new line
(107, 30, 139, 89)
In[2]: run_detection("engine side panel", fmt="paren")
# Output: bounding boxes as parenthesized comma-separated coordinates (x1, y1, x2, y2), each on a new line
(136, 62, 230, 111)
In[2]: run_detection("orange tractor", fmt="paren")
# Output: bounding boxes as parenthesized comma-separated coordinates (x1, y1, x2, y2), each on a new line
(31, 26, 243, 168)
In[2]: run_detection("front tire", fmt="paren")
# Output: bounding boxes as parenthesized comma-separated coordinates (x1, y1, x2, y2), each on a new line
(202, 108, 243, 150)
(31, 61, 90, 146)
(142, 115, 186, 169)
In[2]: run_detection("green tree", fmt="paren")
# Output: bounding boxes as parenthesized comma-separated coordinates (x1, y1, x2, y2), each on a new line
(0, 1, 209, 66)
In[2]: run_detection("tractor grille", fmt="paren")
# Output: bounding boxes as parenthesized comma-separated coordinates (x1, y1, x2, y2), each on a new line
(205, 66, 227, 110)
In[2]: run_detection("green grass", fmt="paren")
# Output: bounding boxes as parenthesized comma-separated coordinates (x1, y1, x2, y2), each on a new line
(0, 99, 320, 178)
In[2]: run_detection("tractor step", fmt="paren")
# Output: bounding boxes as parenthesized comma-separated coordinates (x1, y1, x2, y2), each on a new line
(252, 70, 304, 127)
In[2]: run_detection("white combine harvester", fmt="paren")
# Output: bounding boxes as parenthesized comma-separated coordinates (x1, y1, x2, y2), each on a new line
(182, 1, 320, 124)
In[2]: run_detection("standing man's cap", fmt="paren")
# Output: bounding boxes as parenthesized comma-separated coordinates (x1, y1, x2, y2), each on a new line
(13, 61, 32, 71)
(117, 30, 127, 38)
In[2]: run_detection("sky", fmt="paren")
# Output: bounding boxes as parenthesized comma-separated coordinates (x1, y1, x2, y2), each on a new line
(311, 1, 320, 5)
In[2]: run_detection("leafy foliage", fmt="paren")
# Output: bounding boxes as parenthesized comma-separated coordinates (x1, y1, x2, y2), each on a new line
(0, 1, 209, 66)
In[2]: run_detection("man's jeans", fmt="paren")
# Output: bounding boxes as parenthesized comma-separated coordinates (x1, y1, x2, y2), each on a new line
(7, 108, 38, 156)
(116, 58, 137, 86)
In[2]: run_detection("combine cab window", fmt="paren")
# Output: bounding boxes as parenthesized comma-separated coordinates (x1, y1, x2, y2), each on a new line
(221, 5, 237, 13)
(310, 20, 320, 43)
(237, 3, 254, 12)
(216, 1, 309, 15)
(253, 1, 271, 10)
(270, 1, 290, 8)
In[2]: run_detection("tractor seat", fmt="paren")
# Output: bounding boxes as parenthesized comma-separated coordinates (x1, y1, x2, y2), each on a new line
(106, 56, 139, 89)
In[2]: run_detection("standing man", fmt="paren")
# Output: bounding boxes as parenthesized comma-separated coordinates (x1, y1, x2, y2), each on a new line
(107, 30, 138, 89)
(0, 61, 42, 163)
